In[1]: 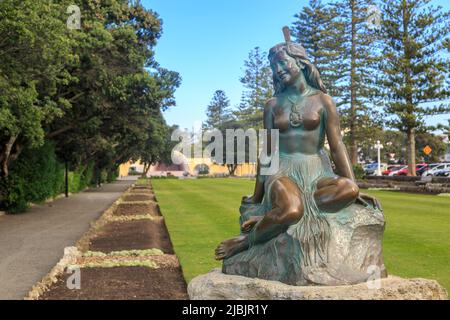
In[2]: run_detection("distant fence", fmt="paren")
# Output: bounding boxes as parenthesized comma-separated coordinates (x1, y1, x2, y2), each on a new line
(359, 175, 450, 194)
(363, 175, 449, 183)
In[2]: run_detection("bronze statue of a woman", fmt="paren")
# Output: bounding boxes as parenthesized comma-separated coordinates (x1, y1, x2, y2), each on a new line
(215, 27, 386, 286)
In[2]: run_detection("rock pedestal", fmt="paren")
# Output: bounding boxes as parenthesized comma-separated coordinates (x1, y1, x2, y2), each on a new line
(224, 203, 388, 286)
(188, 269, 448, 300)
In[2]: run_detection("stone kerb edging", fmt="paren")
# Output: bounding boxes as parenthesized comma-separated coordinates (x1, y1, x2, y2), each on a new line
(25, 246, 82, 300)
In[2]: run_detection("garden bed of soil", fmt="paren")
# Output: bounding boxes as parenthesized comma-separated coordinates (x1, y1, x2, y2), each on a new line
(122, 194, 156, 202)
(113, 202, 161, 217)
(29, 181, 189, 300)
(88, 219, 174, 254)
(38, 266, 188, 300)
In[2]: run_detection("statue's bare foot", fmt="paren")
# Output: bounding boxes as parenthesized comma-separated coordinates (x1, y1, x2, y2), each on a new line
(215, 235, 249, 260)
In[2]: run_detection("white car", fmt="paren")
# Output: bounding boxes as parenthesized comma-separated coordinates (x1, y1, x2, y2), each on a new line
(422, 163, 450, 176)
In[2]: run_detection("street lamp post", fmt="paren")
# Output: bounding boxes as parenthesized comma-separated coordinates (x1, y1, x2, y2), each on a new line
(374, 140, 384, 176)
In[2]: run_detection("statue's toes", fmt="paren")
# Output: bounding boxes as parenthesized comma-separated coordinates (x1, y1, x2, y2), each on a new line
(215, 245, 225, 254)
(215, 251, 225, 260)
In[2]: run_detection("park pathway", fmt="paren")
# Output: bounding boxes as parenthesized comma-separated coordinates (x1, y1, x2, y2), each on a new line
(0, 177, 137, 300)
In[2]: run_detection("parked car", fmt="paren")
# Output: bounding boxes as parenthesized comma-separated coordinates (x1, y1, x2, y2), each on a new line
(422, 163, 450, 176)
(391, 164, 428, 176)
(364, 163, 388, 175)
(434, 169, 450, 177)
(388, 165, 408, 176)
(382, 165, 404, 176)
(415, 163, 428, 175)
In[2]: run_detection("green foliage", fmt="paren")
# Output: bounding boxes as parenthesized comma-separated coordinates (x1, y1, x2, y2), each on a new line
(234, 47, 274, 129)
(48, 1, 180, 174)
(415, 132, 447, 163)
(0, 1, 180, 211)
(292, 0, 383, 164)
(355, 129, 447, 164)
(138, 111, 174, 175)
(67, 172, 82, 194)
(376, 0, 450, 173)
(68, 162, 95, 193)
(292, 0, 346, 99)
(0, 0, 74, 177)
(107, 168, 119, 183)
(353, 164, 365, 179)
(204, 90, 232, 130)
(0, 143, 64, 212)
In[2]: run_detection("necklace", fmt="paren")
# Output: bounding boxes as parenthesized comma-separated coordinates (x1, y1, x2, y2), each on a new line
(287, 95, 303, 127)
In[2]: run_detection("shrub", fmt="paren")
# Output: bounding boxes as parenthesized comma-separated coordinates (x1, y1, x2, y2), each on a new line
(0, 142, 64, 213)
(353, 164, 365, 180)
(68, 162, 96, 192)
(0, 143, 101, 212)
(107, 168, 119, 182)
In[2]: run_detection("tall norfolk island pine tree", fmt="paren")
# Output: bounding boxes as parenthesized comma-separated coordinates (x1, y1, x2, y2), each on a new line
(235, 47, 274, 129)
(292, 0, 346, 100)
(204, 90, 232, 130)
(292, 0, 383, 165)
(204, 90, 242, 175)
(377, 0, 450, 175)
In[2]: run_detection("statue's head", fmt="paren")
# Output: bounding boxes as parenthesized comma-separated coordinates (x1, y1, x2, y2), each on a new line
(268, 28, 327, 95)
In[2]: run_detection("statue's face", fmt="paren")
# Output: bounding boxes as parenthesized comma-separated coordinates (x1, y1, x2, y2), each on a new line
(270, 50, 301, 86)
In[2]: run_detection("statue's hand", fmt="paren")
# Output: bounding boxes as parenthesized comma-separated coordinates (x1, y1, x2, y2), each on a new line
(355, 193, 383, 212)
(241, 216, 263, 233)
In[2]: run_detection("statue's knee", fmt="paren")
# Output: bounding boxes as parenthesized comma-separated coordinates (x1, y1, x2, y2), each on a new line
(283, 201, 304, 225)
(270, 178, 303, 225)
(337, 177, 359, 200)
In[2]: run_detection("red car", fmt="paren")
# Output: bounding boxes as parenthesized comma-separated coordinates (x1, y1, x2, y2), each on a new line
(382, 165, 403, 175)
(390, 163, 427, 176)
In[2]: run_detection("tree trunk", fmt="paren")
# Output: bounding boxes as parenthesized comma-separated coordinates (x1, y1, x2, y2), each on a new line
(349, 0, 358, 165)
(407, 129, 416, 176)
(402, 1, 415, 176)
(0, 135, 18, 178)
(142, 162, 151, 178)
(227, 164, 237, 176)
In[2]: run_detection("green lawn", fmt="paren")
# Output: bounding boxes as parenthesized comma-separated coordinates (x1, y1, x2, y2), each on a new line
(152, 178, 450, 293)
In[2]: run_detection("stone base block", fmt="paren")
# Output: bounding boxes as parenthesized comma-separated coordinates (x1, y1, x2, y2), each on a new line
(188, 269, 447, 300)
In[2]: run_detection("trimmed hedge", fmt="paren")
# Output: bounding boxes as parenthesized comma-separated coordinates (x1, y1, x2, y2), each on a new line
(68, 162, 95, 193)
(0, 142, 64, 213)
(0, 144, 119, 213)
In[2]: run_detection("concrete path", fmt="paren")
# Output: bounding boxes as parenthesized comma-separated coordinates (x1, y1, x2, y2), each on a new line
(0, 177, 137, 300)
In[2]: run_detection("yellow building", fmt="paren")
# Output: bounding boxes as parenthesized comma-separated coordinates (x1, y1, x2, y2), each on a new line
(119, 157, 257, 178)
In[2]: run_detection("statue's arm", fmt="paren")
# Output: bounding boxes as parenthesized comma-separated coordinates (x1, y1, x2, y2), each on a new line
(263, 98, 276, 155)
(243, 98, 276, 204)
(323, 95, 356, 181)
(324, 95, 383, 211)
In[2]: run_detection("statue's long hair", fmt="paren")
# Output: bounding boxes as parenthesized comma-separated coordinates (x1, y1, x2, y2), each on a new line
(268, 43, 327, 95)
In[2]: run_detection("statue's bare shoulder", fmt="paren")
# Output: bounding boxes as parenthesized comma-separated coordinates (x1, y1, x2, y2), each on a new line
(265, 97, 278, 111)
(263, 97, 277, 129)
(317, 92, 339, 118)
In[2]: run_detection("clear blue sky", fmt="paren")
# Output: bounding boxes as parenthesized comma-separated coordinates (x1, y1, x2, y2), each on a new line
(142, 0, 449, 131)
